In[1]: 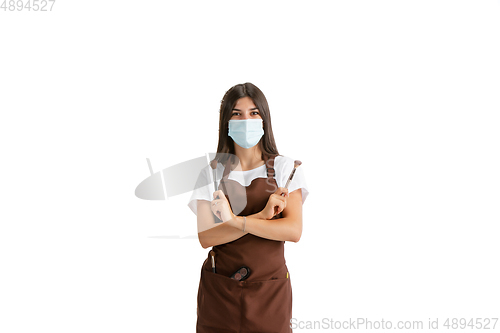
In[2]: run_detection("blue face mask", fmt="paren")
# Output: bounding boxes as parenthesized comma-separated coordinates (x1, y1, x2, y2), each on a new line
(228, 119, 264, 149)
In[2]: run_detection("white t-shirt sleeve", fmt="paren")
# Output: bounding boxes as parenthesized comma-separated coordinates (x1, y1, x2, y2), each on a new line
(276, 156, 309, 204)
(187, 165, 216, 216)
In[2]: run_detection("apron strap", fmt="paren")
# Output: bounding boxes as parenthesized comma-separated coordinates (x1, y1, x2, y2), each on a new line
(266, 154, 282, 218)
(222, 156, 233, 179)
(265, 154, 276, 180)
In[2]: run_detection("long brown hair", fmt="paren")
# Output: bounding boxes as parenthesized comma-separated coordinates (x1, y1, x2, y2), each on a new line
(214, 83, 280, 166)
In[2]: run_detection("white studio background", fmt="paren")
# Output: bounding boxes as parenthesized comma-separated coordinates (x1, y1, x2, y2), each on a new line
(1, 1, 499, 332)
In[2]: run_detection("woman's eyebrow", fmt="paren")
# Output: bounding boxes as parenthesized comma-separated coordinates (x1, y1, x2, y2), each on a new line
(232, 107, 259, 111)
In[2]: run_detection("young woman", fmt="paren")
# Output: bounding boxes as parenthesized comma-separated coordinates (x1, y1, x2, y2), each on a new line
(188, 82, 309, 333)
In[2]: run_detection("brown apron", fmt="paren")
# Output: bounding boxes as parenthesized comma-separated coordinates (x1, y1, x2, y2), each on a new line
(196, 155, 293, 333)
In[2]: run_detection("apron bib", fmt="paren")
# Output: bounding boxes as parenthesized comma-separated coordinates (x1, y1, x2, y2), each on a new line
(196, 155, 293, 333)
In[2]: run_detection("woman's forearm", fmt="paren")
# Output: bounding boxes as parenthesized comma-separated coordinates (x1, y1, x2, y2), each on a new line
(198, 223, 247, 249)
(230, 213, 302, 243)
(199, 211, 302, 247)
(197, 212, 259, 248)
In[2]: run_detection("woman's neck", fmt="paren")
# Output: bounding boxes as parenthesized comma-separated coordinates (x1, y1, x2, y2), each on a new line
(233, 144, 264, 171)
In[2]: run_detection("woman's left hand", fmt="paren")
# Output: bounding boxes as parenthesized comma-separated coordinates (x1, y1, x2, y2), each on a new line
(211, 190, 235, 223)
(259, 187, 288, 220)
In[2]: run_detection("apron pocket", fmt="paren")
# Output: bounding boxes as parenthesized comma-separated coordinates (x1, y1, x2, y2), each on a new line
(241, 277, 292, 333)
(197, 267, 243, 331)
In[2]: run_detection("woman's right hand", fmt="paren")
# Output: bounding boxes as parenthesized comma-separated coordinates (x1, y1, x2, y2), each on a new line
(260, 187, 289, 220)
(210, 190, 235, 223)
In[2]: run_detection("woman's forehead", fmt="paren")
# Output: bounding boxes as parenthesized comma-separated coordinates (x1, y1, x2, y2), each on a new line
(233, 96, 257, 109)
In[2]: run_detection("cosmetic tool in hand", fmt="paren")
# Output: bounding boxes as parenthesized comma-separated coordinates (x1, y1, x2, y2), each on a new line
(210, 159, 218, 193)
(209, 159, 225, 223)
(282, 160, 302, 195)
(274, 160, 302, 216)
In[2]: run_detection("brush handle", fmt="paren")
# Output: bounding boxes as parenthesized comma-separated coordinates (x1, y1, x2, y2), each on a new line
(213, 173, 227, 224)
(210, 250, 216, 273)
(281, 168, 297, 196)
(212, 169, 218, 193)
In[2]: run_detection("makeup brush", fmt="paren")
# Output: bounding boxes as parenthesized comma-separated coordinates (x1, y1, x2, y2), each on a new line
(210, 158, 226, 224)
(210, 250, 216, 273)
(281, 160, 302, 196)
(274, 160, 302, 217)
(210, 159, 218, 193)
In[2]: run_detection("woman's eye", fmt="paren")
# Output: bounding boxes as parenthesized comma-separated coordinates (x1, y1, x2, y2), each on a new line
(252, 112, 260, 116)
(232, 112, 240, 116)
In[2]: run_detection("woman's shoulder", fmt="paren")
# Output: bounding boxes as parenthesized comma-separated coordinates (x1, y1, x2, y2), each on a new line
(274, 154, 295, 167)
(272, 155, 298, 175)
(272, 155, 308, 197)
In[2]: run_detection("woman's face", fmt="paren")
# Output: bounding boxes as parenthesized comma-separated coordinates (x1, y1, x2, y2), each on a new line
(231, 97, 262, 120)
